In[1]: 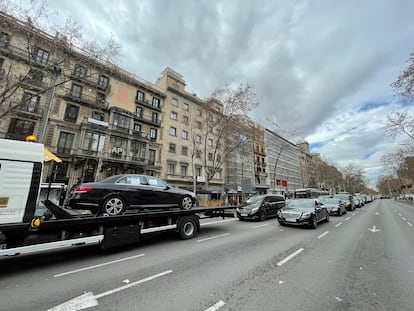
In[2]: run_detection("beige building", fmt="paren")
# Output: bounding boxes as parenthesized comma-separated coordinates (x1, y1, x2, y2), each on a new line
(155, 68, 225, 198)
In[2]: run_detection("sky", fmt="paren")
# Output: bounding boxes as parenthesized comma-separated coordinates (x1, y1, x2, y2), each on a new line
(9, 0, 414, 189)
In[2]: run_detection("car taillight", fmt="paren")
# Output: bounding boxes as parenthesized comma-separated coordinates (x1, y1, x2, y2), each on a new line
(74, 186, 93, 193)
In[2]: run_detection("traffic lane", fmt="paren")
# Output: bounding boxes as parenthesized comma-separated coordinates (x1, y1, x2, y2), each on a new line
(0, 216, 338, 310)
(392, 200, 414, 227)
(214, 199, 414, 311)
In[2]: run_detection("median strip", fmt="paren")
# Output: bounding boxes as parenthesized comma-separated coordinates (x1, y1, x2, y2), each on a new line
(277, 248, 304, 267)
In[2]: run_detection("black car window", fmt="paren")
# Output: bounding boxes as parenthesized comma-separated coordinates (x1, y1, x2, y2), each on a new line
(275, 196, 284, 202)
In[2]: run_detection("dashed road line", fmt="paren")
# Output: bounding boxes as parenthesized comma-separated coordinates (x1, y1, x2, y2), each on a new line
(197, 233, 230, 242)
(335, 222, 343, 228)
(317, 231, 329, 239)
(277, 248, 304, 267)
(252, 223, 269, 229)
(399, 213, 402, 217)
(402, 217, 407, 221)
(206, 300, 226, 311)
(345, 217, 351, 221)
(352, 213, 356, 216)
(408, 222, 413, 227)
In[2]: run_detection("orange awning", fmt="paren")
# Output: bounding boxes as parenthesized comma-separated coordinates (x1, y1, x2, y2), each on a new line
(44, 147, 62, 163)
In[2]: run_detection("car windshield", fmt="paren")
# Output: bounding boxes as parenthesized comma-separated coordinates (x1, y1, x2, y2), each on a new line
(244, 195, 265, 204)
(286, 199, 314, 208)
(334, 195, 350, 201)
(318, 197, 339, 204)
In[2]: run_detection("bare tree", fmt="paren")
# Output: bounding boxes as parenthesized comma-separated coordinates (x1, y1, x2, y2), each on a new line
(341, 164, 365, 194)
(0, 4, 120, 122)
(391, 52, 414, 98)
(196, 84, 259, 188)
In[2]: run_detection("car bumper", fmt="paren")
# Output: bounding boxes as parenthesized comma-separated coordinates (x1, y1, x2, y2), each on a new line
(278, 215, 312, 226)
(237, 211, 259, 220)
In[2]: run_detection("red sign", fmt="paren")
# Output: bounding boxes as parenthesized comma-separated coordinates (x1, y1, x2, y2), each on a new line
(276, 179, 281, 186)
(282, 180, 287, 187)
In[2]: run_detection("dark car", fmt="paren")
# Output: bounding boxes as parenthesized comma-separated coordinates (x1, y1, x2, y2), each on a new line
(318, 196, 347, 216)
(67, 174, 196, 215)
(236, 194, 285, 221)
(277, 198, 329, 228)
(333, 193, 355, 211)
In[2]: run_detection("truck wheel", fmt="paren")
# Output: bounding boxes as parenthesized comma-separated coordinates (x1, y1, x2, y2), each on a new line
(102, 196, 126, 216)
(180, 195, 193, 210)
(178, 217, 198, 239)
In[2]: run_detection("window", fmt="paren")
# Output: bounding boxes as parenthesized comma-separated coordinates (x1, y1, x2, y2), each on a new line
(27, 68, 43, 85)
(136, 106, 143, 118)
(83, 131, 106, 153)
(148, 149, 156, 165)
(208, 126, 212, 133)
(152, 97, 160, 108)
(150, 128, 157, 140)
(136, 91, 144, 102)
(70, 83, 82, 98)
(96, 92, 106, 105)
(196, 109, 202, 116)
(181, 146, 188, 156)
(0, 32, 11, 48)
(22, 92, 40, 113)
(134, 123, 141, 135)
(64, 104, 79, 123)
(109, 136, 128, 158)
(208, 138, 213, 146)
(208, 153, 213, 161)
(91, 111, 104, 121)
(168, 163, 175, 175)
(34, 47, 49, 65)
(181, 165, 188, 177)
(152, 112, 159, 124)
(196, 150, 201, 158)
(182, 130, 188, 140)
(6, 118, 35, 140)
(57, 132, 74, 154)
(195, 135, 201, 144)
(131, 141, 146, 161)
(195, 167, 202, 177)
(172, 98, 178, 106)
(169, 127, 177, 136)
(183, 103, 189, 111)
(169, 143, 176, 153)
(98, 75, 110, 89)
(183, 116, 189, 124)
(171, 111, 178, 120)
(112, 113, 131, 132)
(196, 121, 202, 129)
(74, 65, 86, 78)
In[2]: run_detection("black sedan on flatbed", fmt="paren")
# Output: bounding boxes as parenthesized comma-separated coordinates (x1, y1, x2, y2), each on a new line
(67, 174, 196, 216)
(277, 199, 329, 228)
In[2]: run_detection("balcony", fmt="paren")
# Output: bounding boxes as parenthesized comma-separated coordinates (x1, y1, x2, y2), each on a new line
(135, 98, 162, 112)
(134, 112, 161, 127)
(63, 88, 108, 109)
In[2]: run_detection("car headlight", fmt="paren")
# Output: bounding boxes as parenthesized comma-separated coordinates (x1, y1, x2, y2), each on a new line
(301, 212, 311, 217)
(251, 207, 259, 213)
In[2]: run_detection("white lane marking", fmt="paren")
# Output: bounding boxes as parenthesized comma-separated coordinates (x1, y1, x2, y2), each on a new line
(252, 223, 269, 229)
(205, 300, 226, 311)
(352, 213, 356, 216)
(201, 218, 237, 226)
(402, 217, 407, 221)
(345, 217, 351, 221)
(399, 213, 402, 216)
(356, 211, 360, 214)
(54, 254, 145, 278)
(277, 248, 304, 267)
(368, 225, 381, 233)
(335, 222, 343, 228)
(47, 270, 173, 311)
(375, 212, 380, 215)
(408, 222, 413, 227)
(317, 231, 329, 239)
(94, 270, 173, 299)
(197, 233, 230, 242)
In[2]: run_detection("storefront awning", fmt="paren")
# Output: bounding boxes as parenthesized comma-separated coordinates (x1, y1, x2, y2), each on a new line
(44, 147, 62, 163)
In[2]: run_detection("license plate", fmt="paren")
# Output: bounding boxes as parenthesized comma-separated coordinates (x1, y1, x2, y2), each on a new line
(285, 218, 296, 222)
(241, 213, 248, 217)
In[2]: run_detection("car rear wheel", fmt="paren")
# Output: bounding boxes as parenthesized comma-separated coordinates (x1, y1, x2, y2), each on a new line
(102, 196, 126, 216)
(180, 195, 193, 210)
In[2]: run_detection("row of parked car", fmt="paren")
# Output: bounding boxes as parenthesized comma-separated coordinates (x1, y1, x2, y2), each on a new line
(236, 193, 374, 229)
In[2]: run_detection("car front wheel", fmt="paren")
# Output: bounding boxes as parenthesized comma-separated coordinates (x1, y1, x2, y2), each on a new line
(180, 195, 194, 210)
(259, 210, 266, 221)
(310, 215, 318, 229)
(102, 196, 126, 216)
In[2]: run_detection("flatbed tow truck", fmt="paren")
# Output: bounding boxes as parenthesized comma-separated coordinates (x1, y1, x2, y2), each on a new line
(0, 138, 234, 257)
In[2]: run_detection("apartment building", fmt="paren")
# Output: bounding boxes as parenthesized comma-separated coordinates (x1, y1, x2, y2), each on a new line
(0, 13, 165, 189)
(155, 68, 225, 197)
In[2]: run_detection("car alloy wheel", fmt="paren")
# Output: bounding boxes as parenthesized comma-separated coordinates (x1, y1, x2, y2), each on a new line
(311, 215, 318, 229)
(102, 196, 125, 216)
(259, 210, 266, 221)
(180, 195, 193, 210)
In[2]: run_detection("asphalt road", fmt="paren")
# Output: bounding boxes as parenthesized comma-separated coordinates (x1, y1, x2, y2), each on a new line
(0, 199, 413, 311)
